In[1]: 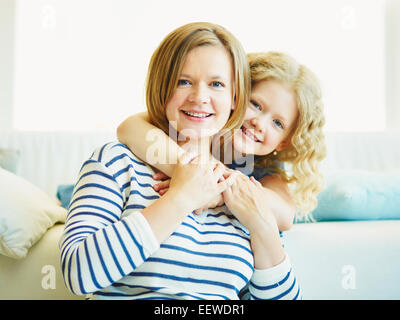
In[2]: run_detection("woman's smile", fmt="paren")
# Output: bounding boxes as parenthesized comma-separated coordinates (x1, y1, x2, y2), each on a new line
(180, 109, 215, 122)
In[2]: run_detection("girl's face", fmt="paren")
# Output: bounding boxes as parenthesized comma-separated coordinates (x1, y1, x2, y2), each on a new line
(165, 45, 234, 143)
(233, 79, 299, 156)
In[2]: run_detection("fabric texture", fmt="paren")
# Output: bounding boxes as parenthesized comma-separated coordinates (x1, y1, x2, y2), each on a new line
(60, 142, 300, 300)
(227, 155, 280, 180)
(0, 148, 20, 174)
(311, 170, 400, 221)
(0, 168, 67, 259)
(56, 184, 74, 209)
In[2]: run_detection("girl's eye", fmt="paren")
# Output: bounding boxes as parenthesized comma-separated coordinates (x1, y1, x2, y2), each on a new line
(251, 101, 262, 111)
(211, 81, 224, 88)
(178, 79, 190, 86)
(273, 119, 284, 130)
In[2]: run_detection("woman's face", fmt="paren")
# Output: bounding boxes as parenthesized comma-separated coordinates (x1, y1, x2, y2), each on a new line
(233, 79, 299, 156)
(165, 45, 234, 142)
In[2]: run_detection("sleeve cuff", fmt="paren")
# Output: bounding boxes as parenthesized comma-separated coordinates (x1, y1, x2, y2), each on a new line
(251, 253, 292, 285)
(125, 211, 160, 257)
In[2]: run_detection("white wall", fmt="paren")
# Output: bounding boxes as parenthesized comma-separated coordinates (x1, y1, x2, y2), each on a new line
(386, 0, 400, 129)
(3, 0, 392, 132)
(0, 0, 15, 130)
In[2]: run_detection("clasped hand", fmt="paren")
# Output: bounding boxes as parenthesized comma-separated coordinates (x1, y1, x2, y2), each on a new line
(164, 152, 236, 214)
(152, 152, 277, 233)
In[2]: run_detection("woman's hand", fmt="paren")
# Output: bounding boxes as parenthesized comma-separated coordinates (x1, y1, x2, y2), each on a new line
(153, 158, 228, 214)
(167, 152, 236, 214)
(153, 171, 225, 214)
(193, 194, 225, 215)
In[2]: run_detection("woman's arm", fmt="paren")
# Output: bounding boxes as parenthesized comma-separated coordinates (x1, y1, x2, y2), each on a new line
(59, 156, 161, 295)
(60, 147, 235, 295)
(117, 112, 184, 177)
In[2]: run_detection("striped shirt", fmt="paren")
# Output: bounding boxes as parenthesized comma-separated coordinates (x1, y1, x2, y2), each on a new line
(59, 142, 301, 300)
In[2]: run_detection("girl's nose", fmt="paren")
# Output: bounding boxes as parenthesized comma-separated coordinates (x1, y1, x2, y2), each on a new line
(250, 116, 266, 134)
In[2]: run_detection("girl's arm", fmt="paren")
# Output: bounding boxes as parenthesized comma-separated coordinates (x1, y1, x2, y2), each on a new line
(222, 172, 301, 299)
(117, 112, 184, 177)
(117, 113, 224, 213)
(257, 174, 296, 231)
(117, 114, 296, 229)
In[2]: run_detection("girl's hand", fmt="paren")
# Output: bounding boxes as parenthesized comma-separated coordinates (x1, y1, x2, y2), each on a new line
(222, 171, 278, 233)
(223, 172, 286, 269)
(167, 152, 236, 214)
(153, 172, 171, 196)
(152, 171, 169, 181)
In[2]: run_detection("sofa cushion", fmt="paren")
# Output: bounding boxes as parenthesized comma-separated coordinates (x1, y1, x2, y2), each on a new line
(0, 148, 20, 174)
(311, 170, 400, 221)
(0, 168, 67, 259)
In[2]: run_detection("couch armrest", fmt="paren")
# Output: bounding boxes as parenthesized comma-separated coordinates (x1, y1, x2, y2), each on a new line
(0, 224, 84, 300)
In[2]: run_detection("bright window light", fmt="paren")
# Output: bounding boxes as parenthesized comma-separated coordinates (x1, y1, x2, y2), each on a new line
(12, 0, 385, 132)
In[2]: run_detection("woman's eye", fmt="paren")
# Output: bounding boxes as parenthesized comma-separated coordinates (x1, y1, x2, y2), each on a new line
(211, 81, 224, 88)
(178, 79, 190, 86)
(274, 119, 284, 129)
(250, 101, 262, 111)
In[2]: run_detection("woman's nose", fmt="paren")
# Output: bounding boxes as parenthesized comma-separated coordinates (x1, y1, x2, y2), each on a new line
(189, 84, 210, 104)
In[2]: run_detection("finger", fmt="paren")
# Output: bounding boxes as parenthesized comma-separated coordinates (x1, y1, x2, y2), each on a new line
(213, 162, 226, 180)
(222, 184, 233, 202)
(157, 179, 170, 189)
(217, 172, 237, 193)
(250, 176, 263, 188)
(153, 171, 169, 181)
(222, 168, 235, 179)
(153, 180, 169, 192)
(159, 188, 168, 195)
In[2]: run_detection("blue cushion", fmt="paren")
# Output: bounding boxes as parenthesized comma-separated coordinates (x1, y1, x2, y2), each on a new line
(56, 184, 74, 209)
(310, 171, 400, 221)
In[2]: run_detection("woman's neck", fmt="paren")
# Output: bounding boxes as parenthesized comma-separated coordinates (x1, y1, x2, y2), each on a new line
(177, 136, 212, 159)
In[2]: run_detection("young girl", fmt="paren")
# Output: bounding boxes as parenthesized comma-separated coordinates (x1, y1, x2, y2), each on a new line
(117, 51, 327, 225)
(60, 22, 300, 300)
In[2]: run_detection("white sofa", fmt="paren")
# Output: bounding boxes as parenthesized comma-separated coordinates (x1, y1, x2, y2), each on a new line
(0, 130, 399, 300)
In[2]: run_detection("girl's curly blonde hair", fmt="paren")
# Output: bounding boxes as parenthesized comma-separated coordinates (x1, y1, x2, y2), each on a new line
(249, 52, 327, 222)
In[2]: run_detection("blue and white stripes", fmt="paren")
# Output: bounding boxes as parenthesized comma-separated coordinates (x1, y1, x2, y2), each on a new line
(59, 142, 301, 300)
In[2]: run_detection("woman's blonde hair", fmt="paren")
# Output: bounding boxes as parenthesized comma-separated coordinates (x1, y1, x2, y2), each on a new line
(249, 52, 327, 221)
(145, 22, 250, 135)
